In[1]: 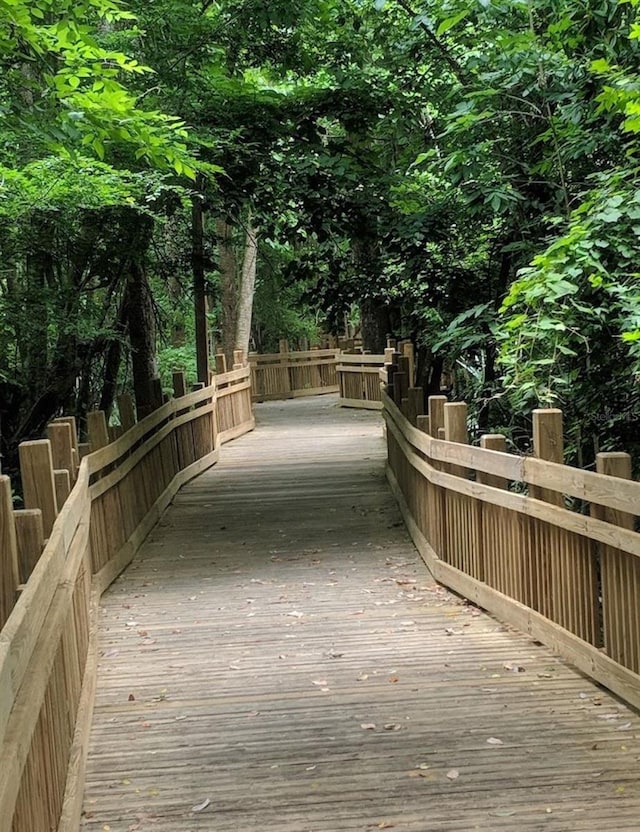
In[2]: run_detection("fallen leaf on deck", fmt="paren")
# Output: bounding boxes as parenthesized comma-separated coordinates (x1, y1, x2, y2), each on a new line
(306, 765, 316, 771)
(388, 676, 399, 683)
(287, 611, 304, 618)
(487, 737, 503, 745)
(128, 694, 135, 702)
(192, 798, 211, 812)
(503, 662, 525, 673)
(312, 680, 328, 686)
(361, 723, 376, 730)
(446, 769, 460, 780)
(490, 809, 516, 817)
(357, 674, 369, 681)
(617, 722, 632, 730)
(384, 723, 401, 731)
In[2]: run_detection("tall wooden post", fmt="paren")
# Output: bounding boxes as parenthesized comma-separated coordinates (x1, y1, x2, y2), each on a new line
(478, 434, 508, 489)
(18, 440, 58, 537)
(215, 354, 227, 375)
(13, 509, 44, 582)
(444, 402, 468, 478)
(172, 371, 187, 399)
(428, 395, 447, 438)
(47, 422, 74, 482)
(117, 393, 136, 432)
(531, 409, 564, 506)
(87, 410, 110, 452)
(0, 476, 19, 628)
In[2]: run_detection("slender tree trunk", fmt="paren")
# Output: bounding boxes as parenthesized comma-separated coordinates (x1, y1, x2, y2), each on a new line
(234, 220, 258, 360)
(125, 261, 157, 418)
(192, 187, 209, 384)
(217, 218, 238, 367)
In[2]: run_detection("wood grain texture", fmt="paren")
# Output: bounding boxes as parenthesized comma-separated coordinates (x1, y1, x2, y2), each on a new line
(82, 396, 640, 832)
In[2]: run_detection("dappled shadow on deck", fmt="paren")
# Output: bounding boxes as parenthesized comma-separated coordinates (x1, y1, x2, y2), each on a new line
(82, 396, 640, 832)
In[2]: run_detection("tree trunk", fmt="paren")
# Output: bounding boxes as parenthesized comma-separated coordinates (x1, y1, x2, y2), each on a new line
(360, 297, 391, 354)
(217, 218, 238, 368)
(234, 220, 258, 361)
(125, 260, 157, 418)
(192, 188, 209, 384)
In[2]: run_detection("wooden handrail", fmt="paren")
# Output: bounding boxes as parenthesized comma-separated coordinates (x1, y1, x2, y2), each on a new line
(0, 365, 254, 832)
(382, 385, 640, 711)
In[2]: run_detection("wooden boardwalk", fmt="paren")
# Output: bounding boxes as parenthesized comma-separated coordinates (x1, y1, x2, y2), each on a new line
(82, 396, 640, 832)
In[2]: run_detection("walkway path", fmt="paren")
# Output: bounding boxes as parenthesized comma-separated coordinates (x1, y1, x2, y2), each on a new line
(82, 396, 640, 831)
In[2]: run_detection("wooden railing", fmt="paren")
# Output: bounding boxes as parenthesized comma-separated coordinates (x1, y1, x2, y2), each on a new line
(249, 347, 339, 402)
(0, 366, 254, 832)
(383, 377, 640, 711)
(336, 353, 386, 410)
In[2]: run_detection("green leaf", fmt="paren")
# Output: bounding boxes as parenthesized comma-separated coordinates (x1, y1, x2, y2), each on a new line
(436, 9, 470, 37)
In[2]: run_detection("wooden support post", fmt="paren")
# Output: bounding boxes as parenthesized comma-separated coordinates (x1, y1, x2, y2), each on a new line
(87, 410, 110, 452)
(428, 395, 447, 438)
(19, 440, 58, 537)
(279, 339, 289, 355)
(53, 415, 79, 451)
(14, 509, 44, 583)
(531, 408, 564, 506)
(438, 427, 445, 440)
(150, 377, 164, 411)
(173, 371, 187, 399)
(117, 393, 136, 432)
(407, 387, 424, 426)
(402, 342, 415, 387)
(215, 353, 227, 375)
(233, 349, 245, 369)
(444, 403, 468, 443)
(53, 469, 71, 510)
(0, 476, 19, 628)
(47, 421, 74, 481)
(386, 337, 397, 350)
(478, 434, 508, 489)
(384, 347, 395, 364)
(393, 373, 406, 407)
(417, 415, 431, 435)
(108, 425, 124, 443)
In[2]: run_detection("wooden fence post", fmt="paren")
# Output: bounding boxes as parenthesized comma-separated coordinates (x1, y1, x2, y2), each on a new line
(87, 410, 110, 452)
(593, 452, 635, 662)
(0, 476, 19, 628)
(172, 371, 187, 399)
(444, 402, 469, 478)
(478, 434, 508, 489)
(117, 393, 136, 432)
(53, 470, 71, 510)
(531, 408, 564, 506)
(428, 395, 447, 438)
(19, 440, 58, 537)
(14, 509, 44, 582)
(53, 415, 80, 478)
(47, 421, 74, 482)
(417, 415, 431, 435)
(233, 349, 244, 369)
(402, 342, 415, 387)
(215, 354, 227, 374)
(407, 387, 424, 426)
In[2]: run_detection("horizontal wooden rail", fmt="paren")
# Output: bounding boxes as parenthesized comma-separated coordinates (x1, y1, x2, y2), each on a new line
(382, 385, 640, 711)
(249, 349, 339, 402)
(0, 365, 254, 832)
(336, 353, 386, 410)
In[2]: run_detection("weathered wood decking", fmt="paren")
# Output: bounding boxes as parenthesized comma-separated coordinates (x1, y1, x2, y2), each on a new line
(82, 396, 640, 831)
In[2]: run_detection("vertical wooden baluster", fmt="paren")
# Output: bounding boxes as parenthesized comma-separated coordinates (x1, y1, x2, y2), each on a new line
(53, 470, 71, 510)
(478, 434, 508, 593)
(428, 395, 447, 438)
(117, 393, 136, 432)
(172, 371, 187, 399)
(47, 422, 74, 483)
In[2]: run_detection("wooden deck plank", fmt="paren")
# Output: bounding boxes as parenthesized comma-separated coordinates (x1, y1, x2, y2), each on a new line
(82, 396, 640, 832)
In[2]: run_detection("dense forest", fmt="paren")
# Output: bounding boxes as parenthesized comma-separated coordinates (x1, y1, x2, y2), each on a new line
(1, 0, 639, 474)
